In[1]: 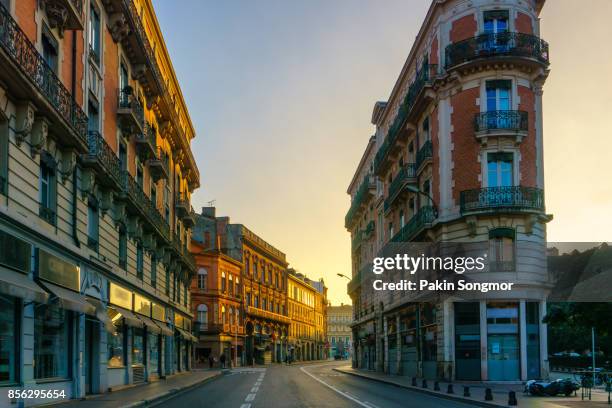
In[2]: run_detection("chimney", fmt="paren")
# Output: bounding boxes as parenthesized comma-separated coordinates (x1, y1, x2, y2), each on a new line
(202, 206, 216, 218)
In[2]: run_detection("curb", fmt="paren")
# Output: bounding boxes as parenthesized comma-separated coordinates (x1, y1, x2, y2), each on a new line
(333, 368, 506, 408)
(121, 372, 224, 408)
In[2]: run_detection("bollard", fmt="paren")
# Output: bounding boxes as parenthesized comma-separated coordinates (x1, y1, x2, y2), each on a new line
(434, 381, 440, 391)
(412, 377, 417, 386)
(485, 388, 493, 401)
(422, 379, 427, 389)
(464, 386, 471, 397)
(508, 391, 517, 406)
(447, 384, 454, 394)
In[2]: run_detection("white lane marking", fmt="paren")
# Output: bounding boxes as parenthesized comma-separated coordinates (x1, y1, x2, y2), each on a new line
(245, 393, 256, 402)
(300, 365, 371, 408)
(240, 405, 251, 408)
(364, 401, 382, 408)
(254, 381, 262, 386)
(251, 386, 259, 393)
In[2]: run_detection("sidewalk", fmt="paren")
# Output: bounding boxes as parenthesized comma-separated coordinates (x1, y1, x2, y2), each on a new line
(334, 366, 611, 407)
(51, 369, 222, 408)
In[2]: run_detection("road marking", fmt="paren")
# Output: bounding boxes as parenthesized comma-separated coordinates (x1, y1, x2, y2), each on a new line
(245, 393, 256, 402)
(240, 405, 251, 408)
(364, 401, 382, 408)
(300, 365, 371, 408)
(254, 381, 262, 386)
(251, 386, 259, 393)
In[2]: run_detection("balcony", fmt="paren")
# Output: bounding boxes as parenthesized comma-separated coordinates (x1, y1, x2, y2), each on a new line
(391, 205, 436, 243)
(0, 2, 88, 152)
(81, 131, 122, 190)
(344, 176, 376, 229)
(183, 209, 196, 228)
(474, 110, 528, 144)
(459, 186, 544, 216)
(245, 306, 291, 325)
(118, 170, 170, 243)
(175, 193, 190, 218)
(351, 231, 362, 254)
(384, 164, 417, 213)
(415, 140, 432, 172)
(41, 0, 84, 32)
(117, 87, 144, 134)
(148, 147, 169, 182)
(445, 32, 550, 71)
(135, 122, 156, 161)
(169, 232, 196, 273)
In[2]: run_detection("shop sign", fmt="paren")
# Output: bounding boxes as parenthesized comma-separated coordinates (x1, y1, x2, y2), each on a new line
(134, 293, 151, 316)
(152, 303, 165, 322)
(109, 282, 132, 309)
(37, 249, 79, 291)
(0, 230, 31, 273)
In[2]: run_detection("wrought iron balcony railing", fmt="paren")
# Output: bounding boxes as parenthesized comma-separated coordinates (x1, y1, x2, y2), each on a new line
(135, 122, 156, 160)
(344, 176, 375, 228)
(404, 63, 437, 116)
(0, 2, 88, 148)
(175, 192, 190, 218)
(415, 140, 433, 170)
(148, 147, 170, 182)
(118, 87, 145, 132)
(82, 131, 122, 190)
(474, 110, 528, 133)
(460, 186, 544, 214)
(384, 164, 417, 213)
(391, 205, 435, 243)
(445, 32, 550, 70)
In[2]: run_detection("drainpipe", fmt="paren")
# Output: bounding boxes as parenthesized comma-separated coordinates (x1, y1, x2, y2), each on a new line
(70, 29, 80, 248)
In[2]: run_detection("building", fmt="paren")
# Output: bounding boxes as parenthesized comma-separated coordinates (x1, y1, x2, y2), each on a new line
(191, 207, 291, 365)
(0, 0, 198, 404)
(346, 0, 550, 381)
(287, 269, 328, 361)
(191, 207, 244, 367)
(327, 304, 353, 359)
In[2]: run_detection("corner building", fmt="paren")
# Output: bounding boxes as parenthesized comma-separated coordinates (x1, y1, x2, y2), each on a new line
(346, 0, 551, 382)
(0, 0, 199, 404)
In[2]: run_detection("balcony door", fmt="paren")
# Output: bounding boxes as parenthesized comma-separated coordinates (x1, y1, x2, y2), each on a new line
(482, 10, 510, 53)
(486, 80, 511, 128)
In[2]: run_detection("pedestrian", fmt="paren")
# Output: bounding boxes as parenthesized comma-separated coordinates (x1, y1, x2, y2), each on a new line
(220, 353, 226, 368)
(208, 354, 214, 369)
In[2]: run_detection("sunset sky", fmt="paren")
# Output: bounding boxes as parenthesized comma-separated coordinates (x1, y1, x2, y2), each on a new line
(153, 0, 612, 305)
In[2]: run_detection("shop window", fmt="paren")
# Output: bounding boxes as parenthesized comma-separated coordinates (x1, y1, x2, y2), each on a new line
(39, 152, 57, 226)
(0, 295, 18, 384)
(132, 327, 144, 365)
(197, 268, 207, 290)
(107, 314, 125, 368)
(87, 195, 99, 252)
(34, 303, 69, 379)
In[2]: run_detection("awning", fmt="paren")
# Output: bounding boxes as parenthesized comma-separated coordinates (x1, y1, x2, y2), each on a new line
(0, 266, 49, 304)
(109, 306, 143, 328)
(156, 322, 173, 337)
(137, 314, 161, 334)
(176, 327, 197, 342)
(87, 297, 115, 333)
(42, 281, 96, 315)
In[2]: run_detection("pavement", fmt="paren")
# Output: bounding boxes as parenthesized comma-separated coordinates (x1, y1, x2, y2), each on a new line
(50, 369, 222, 408)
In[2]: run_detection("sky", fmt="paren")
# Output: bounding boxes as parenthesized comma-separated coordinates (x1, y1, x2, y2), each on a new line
(152, 0, 612, 305)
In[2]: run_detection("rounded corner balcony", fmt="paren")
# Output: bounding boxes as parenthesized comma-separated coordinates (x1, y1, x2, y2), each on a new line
(384, 164, 417, 214)
(474, 110, 528, 144)
(445, 32, 550, 72)
(345, 176, 376, 229)
(460, 186, 544, 216)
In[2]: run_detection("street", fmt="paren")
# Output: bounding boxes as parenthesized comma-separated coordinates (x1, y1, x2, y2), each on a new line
(155, 361, 473, 408)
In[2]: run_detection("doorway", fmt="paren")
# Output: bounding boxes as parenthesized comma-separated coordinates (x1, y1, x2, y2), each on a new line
(84, 319, 99, 394)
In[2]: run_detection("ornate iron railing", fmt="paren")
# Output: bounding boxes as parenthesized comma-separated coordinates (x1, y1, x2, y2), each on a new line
(445, 32, 550, 69)
(391, 206, 435, 243)
(404, 63, 437, 113)
(84, 131, 122, 187)
(460, 186, 544, 214)
(0, 2, 87, 143)
(345, 176, 375, 228)
(474, 110, 528, 133)
(148, 147, 170, 181)
(385, 164, 417, 212)
(118, 87, 145, 128)
(416, 140, 432, 170)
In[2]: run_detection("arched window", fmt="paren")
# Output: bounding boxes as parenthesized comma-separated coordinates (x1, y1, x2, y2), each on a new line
(197, 304, 208, 330)
(197, 268, 207, 290)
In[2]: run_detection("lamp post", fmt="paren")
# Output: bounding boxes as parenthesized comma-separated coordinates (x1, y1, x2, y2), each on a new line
(337, 273, 351, 281)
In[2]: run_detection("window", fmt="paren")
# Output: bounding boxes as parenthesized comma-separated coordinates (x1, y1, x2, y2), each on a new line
(221, 271, 226, 292)
(136, 162, 144, 189)
(87, 196, 99, 252)
(0, 295, 18, 384)
(483, 10, 509, 34)
(388, 222, 394, 239)
(151, 184, 157, 208)
(253, 260, 258, 279)
(486, 80, 511, 112)
(148, 333, 159, 375)
(119, 140, 128, 172)
(229, 275, 234, 295)
(221, 306, 226, 324)
(132, 327, 144, 365)
(254, 295, 259, 308)
(165, 269, 170, 296)
(184, 283, 188, 306)
(487, 152, 513, 187)
(39, 153, 56, 225)
(0, 121, 7, 196)
(229, 306, 234, 325)
(89, 5, 101, 64)
(164, 183, 170, 221)
(118, 226, 127, 270)
(197, 304, 208, 329)
(41, 26, 58, 72)
(34, 304, 69, 379)
(262, 298, 267, 311)
(151, 255, 157, 288)
(88, 97, 99, 132)
(489, 228, 515, 271)
(136, 244, 144, 279)
(399, 210, 405, 228)
(107, 315, 125, 368)
(246, 292, 251, 307)
(120, 63, 129, 94)
(197, 268, 207, 290)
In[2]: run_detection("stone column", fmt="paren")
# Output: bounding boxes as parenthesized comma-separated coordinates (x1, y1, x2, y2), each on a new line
(539, 300, 549, 379)
(479, 300, 488, 381)
(519, 301, 528, 381)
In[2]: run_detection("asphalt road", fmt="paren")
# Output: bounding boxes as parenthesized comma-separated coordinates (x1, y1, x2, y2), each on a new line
(155, 361, 475, 408)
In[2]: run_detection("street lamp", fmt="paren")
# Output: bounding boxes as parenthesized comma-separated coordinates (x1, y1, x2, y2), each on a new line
(337, 273, 351, 281)
(405, 185, 438, 217)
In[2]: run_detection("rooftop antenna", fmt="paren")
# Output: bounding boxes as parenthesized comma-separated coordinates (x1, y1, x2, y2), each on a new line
(206, 199, 216, 207)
